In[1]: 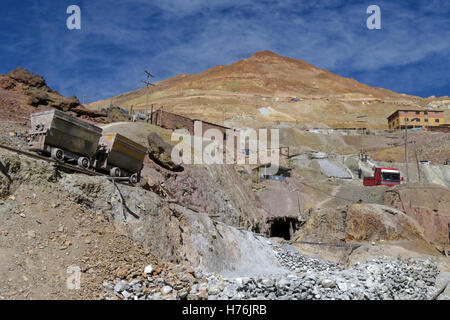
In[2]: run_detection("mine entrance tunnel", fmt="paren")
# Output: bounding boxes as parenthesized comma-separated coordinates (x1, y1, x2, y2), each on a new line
(267, 216, 302, 240)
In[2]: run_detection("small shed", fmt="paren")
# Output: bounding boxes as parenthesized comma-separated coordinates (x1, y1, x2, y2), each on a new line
(251, 163, 292, 184)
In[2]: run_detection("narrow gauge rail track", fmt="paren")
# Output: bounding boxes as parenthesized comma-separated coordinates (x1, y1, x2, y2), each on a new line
(0, 143, 133, 184)
(0, 142, 141, 221)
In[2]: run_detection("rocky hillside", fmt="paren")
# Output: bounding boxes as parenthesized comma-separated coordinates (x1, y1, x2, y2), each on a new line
(1, 145, 449, 300)
(0, 68, 117, 124)
(86, 51, 449, 129)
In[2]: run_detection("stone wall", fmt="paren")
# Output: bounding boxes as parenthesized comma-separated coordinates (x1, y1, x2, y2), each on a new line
(150, 109, 194, 134)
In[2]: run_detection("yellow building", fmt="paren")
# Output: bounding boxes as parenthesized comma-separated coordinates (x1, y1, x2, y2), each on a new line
(387, 109, 445, 130)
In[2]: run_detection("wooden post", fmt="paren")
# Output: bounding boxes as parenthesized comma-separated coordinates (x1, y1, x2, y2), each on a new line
(145, 87, 149, 115)
(150, 104, 154, 124)
(413, 141, 421, 182)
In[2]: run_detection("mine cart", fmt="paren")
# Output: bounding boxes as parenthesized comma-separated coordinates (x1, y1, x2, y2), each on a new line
(95, 133, 147, 184)
(28, 109, 102, 168)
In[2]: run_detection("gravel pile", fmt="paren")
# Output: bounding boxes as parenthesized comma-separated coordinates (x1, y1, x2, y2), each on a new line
(105, 242, 441, 300)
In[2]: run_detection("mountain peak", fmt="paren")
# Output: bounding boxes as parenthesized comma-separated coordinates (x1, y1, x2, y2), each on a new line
(247, 50, 316, 70)
(250, 50, 281, 58)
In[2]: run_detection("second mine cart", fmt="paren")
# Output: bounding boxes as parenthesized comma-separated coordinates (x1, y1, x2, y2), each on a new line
(95, 133, 147, 184)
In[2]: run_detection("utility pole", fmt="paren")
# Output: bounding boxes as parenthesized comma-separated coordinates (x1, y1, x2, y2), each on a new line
(357, 115, 367, 159)
(404, 118, 409, 183)
(141, 70, 155, 116)
(412, 141, 421, 183)
(150, 104, 154, 124)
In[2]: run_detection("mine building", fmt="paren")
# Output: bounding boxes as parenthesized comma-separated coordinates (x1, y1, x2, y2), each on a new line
(387, 109, 445, 130)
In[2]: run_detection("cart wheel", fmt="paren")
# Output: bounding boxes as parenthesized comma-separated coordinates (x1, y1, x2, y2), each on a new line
(129, 174, 138, 185)
(77, 157, 90, 169)
(51, 148, 64, 161)
(110, 167, 121, 177)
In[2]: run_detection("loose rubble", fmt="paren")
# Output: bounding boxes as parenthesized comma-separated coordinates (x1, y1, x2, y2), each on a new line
(107, 242, 440, 300)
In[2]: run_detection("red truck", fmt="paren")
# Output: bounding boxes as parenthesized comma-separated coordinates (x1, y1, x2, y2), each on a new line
(363, 167, 403, 186)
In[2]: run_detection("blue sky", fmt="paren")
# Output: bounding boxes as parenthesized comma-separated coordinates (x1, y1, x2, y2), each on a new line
(1, 0, 449, 101)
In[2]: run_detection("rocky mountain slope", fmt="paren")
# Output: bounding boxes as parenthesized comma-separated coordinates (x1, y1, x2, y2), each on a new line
(87, 51, 448, 129)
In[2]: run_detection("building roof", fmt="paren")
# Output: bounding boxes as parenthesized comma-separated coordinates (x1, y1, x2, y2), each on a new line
(193, 118, 234, 131)
(154, 108, 236, 131)
(251, 163, 291, 172)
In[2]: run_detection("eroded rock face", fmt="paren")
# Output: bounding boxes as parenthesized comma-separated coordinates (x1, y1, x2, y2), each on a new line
(8, 67, 47, 88)
(384, 183, 450, 245)
(4, 67, 81, 111)
(0, 151, 58, 198)
(58, 173, 284, 276)
(0, 76, 17, 90)
(159, 164, 269, 234)
(297, 203, 429, 244)
(23, 87, 81, 111)
(1, 67, 108, 121)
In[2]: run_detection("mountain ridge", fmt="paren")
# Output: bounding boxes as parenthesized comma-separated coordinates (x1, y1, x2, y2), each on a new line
(87, 50, 447, 129)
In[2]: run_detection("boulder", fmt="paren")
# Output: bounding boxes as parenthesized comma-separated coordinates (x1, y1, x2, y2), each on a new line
(321, 279, 336, 288)
(147, 132, 181, 171)
(144, 265, 154, 275)
(161, 286, 173, 295)
(71, 105, 107, 118)
(106, 106, 130, 122)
